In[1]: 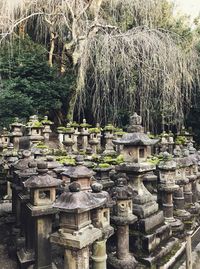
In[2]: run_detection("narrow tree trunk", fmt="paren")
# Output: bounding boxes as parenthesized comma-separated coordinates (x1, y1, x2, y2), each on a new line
(66, 91, 77, 121)
(49, 32, 56, 67)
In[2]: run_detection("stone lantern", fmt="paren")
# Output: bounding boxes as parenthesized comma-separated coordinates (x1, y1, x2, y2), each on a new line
(2, 143, 19, 200)
(26, 117, 44, 147)
(113, 113, 159, 218)
(168, 131, 175, 155)
(180, 126, 194, 144)
(23, 162, 61, 269)
(46, 156, 63, 178)
(57, 127, 65, 148)
(108, 178, 138, 269)
(183, 151, 196, 205)
(61, 165, 94, 191)
(93, 165, 114, 191)
(89, 129, 100, 154)
(103, 124, 116, 156)
(70, 122, 80, 153)
(173, 157, 191, 224)
(10, 117, 24, 150)
(184, 153, 200, 215)
(12, 150, 33, 219)
(51, 181, 106, 269)
(91, 183, 114, 269)
(158, 153, 184, 233)
(63, 124, 75, 154)
(113, 114, 178, 266)
(15, 161, 37, 233)
(96, 123, 102, 153)
(42, 116, 53, 142)
(79, 119, 90, 151)
(1, 127, 11, 148)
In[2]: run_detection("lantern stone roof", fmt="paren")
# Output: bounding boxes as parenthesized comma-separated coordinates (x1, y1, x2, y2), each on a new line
(10, 117, 23, 127)
(15, 168, 38, 180)
(61, 165, 95, 179)
(54, 182, 108, 213)
(116, 162, 156, 173)
(113, 132, 158, 146)
(46, 156, 63, 169)
(12, 150, 33, 170)
(24, 162, 61, 188)
(175, 157, 193, 168)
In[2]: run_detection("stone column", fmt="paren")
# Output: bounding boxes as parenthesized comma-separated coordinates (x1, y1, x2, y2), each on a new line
(108, 178, 137, 269)
(22, 162, 61, 269)
(117, 225, 129, 260)
(34, 216, 53, 269)
(17, 210, 35, 269)
(184, 182, 193, 204)
(158, 156, 184, 234)
(64, 247, 89, 269)
(91, 183, 114, 269)
(92, 240, 107, 269)
(161, 188, 175, 221)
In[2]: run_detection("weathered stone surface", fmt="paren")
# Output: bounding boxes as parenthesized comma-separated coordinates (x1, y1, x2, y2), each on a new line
(136, 211, 164, 233)
(51, 225, 102, 249)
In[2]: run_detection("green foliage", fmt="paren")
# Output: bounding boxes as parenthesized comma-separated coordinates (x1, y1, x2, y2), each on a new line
(98, 163, 111, 168)
(147, 156, 160, 165)
(80, 123, 91, 128)
(104, 124, 116, 131)
(32, 121, 43, 128)
(175, 136, 187, 145)
(0, 37, 75, 128)
(101, 154, 124, 165)
(70, 122, 79, 127)
(35, 142, 48, 149)
(89, 128, 101, 133)
(56, 156, 76, 165)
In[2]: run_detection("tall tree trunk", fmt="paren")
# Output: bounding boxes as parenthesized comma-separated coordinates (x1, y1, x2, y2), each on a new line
(49, 32, 57, 67)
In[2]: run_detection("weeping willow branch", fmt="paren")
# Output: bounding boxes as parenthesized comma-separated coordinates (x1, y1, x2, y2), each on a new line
(76, 27, 199, 131)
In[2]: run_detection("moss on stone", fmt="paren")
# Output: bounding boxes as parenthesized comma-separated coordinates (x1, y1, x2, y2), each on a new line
(98, 163, 110, 168)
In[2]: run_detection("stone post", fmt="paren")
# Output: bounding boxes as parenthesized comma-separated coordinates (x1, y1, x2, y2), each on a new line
(23, 162, 61, 269)
(91, 183, 114, 269)
(63, 124, 75, 154)
(93, 165, 114, 191)
(186, 233, 192, 269)
(10, 118, 24, 151)
(79, 119, 90, 151)
(51, 179, 107, 269)
(92, 240, 107, 269)
(89, 132, 99, 154)
(158, 153, 184, 234)
(108, 178, 137, 269)
(42, 116, 53, 142)
(103, 124, 116, 156)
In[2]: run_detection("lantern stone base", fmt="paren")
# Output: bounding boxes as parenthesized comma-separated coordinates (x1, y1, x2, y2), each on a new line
(17, 248, 35, 269)
(28, 262, 57, 269)
(132, 201, 158, 219)
(165, 218, 184, 234)
(174, 209, 191, 221)
(135, 237, 181, 268)
(136, 211, 164, 233)
(108, 253, 137, 269)
(187, 202, 200, 215)
(131, 223, 171, 254)
(50, 225, 102, 249)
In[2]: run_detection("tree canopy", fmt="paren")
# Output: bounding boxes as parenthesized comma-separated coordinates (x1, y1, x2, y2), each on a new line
(0, 0, 200, 134)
